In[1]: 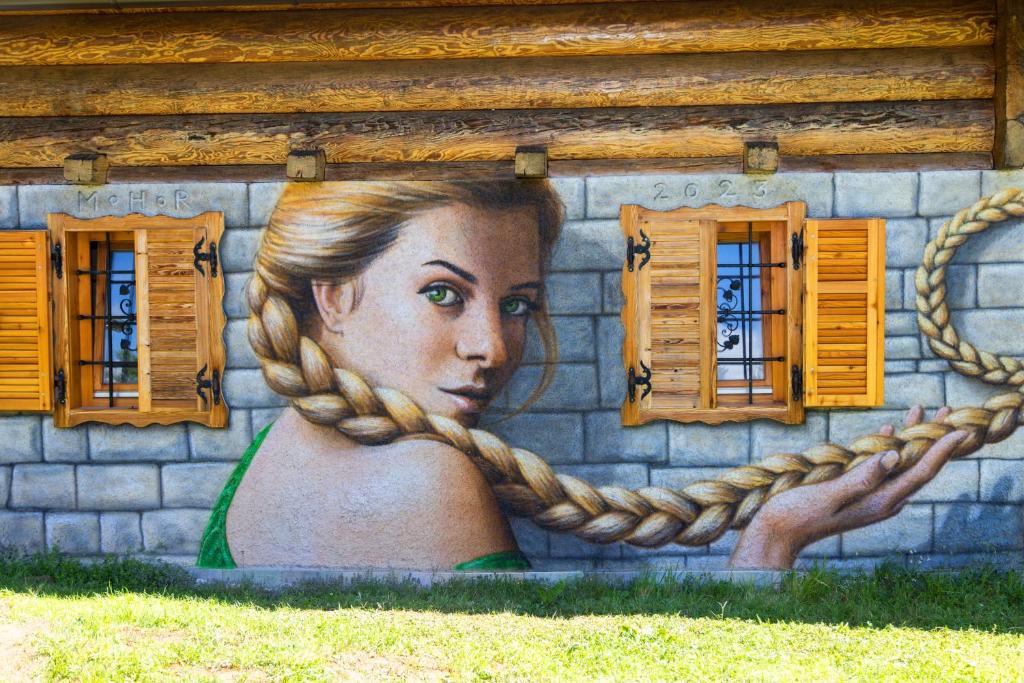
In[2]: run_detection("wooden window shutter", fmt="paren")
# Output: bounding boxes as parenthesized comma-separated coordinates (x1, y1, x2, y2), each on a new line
(50, 213, 227, 427)
(802, 218, 885, 407)
(137, 214, 227, 425)
(0, 231, 52, 411)
(620, 206, 716, 426)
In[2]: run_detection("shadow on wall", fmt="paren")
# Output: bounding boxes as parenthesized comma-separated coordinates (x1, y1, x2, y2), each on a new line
(934, 477, 1024, 554)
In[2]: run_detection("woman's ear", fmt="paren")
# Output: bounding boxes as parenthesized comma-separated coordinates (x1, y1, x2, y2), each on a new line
(311, 279, 358, 334)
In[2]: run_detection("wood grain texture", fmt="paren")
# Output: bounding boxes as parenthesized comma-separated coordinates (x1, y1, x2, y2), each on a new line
(621, 211, 714, 426)
(145, 227, 202, 406)
(780, 152, 992, 172)
(0, 0, 661, 15)
(1, 47, 994, 117)
(50, 215, 80, 427)
(50, 212, 228, 428)
(0, 101, 994, 168)
(803, 219, 885, 408)
(63, 152, 109, 184)
(620, 204, 643, 427)
(646, 219, 710, 415)
(0, 0, 994, 66)
(996, 0, 1024, 167)
(201, 212, 228, 429)
(135, 229, 151, 413)
(784, 202, 806, 426)
(620, 203, 806, 426)
(0, 231, 51, 412)
(0, 153, 995, 185)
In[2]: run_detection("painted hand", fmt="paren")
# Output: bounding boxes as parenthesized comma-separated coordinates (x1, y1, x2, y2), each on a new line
(728, 406, 967, 570)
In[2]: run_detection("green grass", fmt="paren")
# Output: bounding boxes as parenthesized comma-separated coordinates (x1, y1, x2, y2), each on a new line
(1, 553, 1023, 682)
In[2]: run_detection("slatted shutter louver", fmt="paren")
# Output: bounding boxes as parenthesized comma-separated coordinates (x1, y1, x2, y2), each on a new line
(621, 206, 716, 425)
(140, 227, 206, 409)
(803, 218, 885, 407)
(0, 231, 52, 411)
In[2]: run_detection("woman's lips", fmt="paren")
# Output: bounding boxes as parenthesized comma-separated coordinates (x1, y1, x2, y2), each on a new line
(439, 386, 493, 413)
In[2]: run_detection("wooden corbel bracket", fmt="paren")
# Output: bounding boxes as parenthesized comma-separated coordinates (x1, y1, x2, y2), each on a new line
(63, 153, 109, 185)
(286, 148, 327, 181)
(743, 141, 779, 175)
(514, 147, 548, 178)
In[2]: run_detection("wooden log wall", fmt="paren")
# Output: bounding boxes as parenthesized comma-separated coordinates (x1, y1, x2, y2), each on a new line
(0, 0, 1008, 172)
(995, 0, 1024, 166)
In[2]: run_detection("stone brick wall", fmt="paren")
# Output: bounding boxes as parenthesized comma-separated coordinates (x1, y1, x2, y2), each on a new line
(0, 171, 1022, 571)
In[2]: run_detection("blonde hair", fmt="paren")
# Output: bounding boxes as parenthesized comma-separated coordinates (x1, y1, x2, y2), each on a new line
(247, 180, 563, 433)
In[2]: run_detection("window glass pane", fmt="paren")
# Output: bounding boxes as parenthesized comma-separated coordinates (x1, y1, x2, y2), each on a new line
(716, 242, 765, 383)
(102, 250, 138, 386)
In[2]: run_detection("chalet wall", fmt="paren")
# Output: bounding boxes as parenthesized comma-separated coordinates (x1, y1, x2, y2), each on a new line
(0, 0, 1004, 170)
(0, 169, 1022, 570)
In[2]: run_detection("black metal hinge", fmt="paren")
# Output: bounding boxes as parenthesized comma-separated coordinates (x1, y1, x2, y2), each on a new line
(791, 229, 805, 270)
(626, 230, 651, 272)
(628, 361, 652, 403)
(791, 364, 803, 400)
(50, 242, 62, 279)
(195, 364, 221, 409)
(193, 237, 219, 277)
(54, 368, 66, 405)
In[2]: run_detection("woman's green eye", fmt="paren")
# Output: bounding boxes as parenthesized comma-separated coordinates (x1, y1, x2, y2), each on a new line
(501, 298, 533, 317)
(422, 284, 462, 307)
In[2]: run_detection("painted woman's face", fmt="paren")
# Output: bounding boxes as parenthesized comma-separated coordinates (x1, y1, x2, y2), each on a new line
(313, 202, 543, 427)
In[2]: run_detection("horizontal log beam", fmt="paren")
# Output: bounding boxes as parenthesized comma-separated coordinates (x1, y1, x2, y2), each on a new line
(0, 153, 993, 185)
(4, 48, 994, 117)
(0, 0, 994, 66)
(779, 152, 992, 173)
(1, 0, 668, 15)
(0, 101, 993, 168)
(0, 0, 666, 13)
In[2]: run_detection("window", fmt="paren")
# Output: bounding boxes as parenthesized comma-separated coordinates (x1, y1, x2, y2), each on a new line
(46, 213, 228, 428)
(620, 202, 884, 426)
(82, 234, 139, 407)
(714, 221, 787, 406)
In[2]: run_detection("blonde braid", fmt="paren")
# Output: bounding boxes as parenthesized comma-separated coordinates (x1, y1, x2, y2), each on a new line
(915, 188, 1024, 387)
(247, 268, 425, 445)
(248, 264, 1024, 546)
(246, 185, 1024, 548)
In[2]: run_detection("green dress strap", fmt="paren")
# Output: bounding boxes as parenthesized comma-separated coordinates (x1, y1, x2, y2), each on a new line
(453, 550, 531, 571)
(195, 422, 531, 571)
(196, 423, 273, 569)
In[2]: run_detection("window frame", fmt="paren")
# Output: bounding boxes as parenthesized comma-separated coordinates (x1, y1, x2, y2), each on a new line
(714, 225, 778, 401)
(78, 232, 140, 408)
(620, 202, 805, 426)
(49, 212, 228, 428)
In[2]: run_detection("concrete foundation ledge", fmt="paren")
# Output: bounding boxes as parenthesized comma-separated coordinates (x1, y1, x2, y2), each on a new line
(187, 566, 784, 589)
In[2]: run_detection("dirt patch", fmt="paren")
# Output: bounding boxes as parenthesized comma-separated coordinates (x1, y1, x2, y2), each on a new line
(170, 650, 449, 681)
(0, 610, 48, 683)
(118, 625, 189, 647)
(327, 651, 450, 682)
(167, 664, 275, 682)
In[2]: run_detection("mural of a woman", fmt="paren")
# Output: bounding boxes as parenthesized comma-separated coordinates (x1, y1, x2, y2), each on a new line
(197, 180, 967, 571)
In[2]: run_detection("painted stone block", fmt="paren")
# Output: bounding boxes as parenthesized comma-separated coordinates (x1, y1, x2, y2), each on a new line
(19, 183, 248, 228)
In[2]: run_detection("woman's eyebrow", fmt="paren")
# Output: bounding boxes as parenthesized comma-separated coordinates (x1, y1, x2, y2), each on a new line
(510, 282, 542, 291)
(422, 259, 477, 284)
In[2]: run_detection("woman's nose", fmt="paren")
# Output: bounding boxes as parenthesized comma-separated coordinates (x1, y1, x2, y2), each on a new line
(455, 304, 508, 368)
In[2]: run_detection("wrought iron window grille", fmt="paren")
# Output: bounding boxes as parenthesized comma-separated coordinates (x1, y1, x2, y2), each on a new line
(716, 222, 786, 405)
(77, 234, 138, 407)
